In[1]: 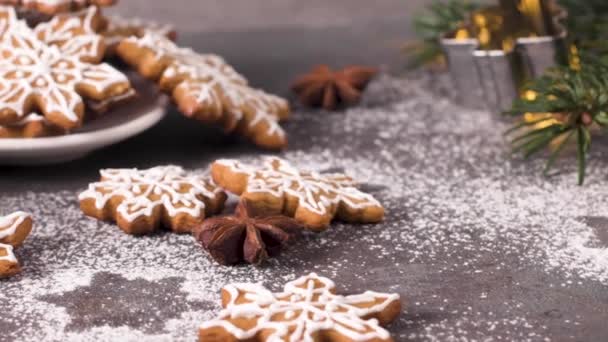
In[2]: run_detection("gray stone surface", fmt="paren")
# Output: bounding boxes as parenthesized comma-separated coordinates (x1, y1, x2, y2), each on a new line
(1, 2, 608, 342)
(106, 0, 421, 32)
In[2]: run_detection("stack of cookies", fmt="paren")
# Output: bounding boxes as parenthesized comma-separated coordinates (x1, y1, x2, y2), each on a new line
(0, 0, 290, 149)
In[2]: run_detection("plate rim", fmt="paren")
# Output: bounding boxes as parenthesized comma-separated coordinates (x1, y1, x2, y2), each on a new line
(0, 97, 168, 153)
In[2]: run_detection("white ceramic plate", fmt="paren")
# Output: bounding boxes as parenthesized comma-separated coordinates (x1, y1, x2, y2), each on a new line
(0, 75, 168, 165)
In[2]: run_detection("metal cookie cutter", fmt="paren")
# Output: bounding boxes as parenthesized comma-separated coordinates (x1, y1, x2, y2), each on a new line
(440, 1, 567, 112)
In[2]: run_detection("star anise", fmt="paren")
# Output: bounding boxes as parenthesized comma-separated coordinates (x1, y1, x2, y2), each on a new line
(291, 65, 378, 110)
(193, 200, 303, 265)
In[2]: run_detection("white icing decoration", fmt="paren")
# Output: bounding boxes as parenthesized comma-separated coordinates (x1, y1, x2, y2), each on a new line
(103, 15, 175, 47)
(200, 273, 400, 342)
(15, 113, 44, 123)
(0, 5, 17, 39)
(0, 211, 30, 240)
(34, 6, 103, 62)
(23, 0, 84, 5)
(0, 243, 17, 263)
(78, 166, 224, 223)
(0, 211, 30, 265)
(125, 33, 287, 140)
(0, 113, 46, 135)
(216, 157, 383, 216)
(0, 6, 130, 124)
(9, 0, 112, 10)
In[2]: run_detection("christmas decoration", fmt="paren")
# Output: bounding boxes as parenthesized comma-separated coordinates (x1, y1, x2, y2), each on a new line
(194, 199, 302, 265)
(506, 61, 608, 185)
(291, 65, 378, 110)
(405, 0, 480, 69)
(558, 0, 608, 65)
(503, 3, 608, 185)
(439, 0, 567, 111)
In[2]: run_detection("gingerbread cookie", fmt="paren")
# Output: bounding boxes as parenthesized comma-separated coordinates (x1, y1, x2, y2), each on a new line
(0, 3, 17, 36)
(0, 244, 20, 278)
(116, 32, 290, 149)
(211, 158, 385, 231)
(85, 86, 136, 114)
(34, 6, 106, 63)
(0, 211, 33, 278)
(199, 273, 402, 342)
(102, 15, 176, 57)
(0, 5, 132, 130)
(0, 113, 61, 138)
(79, 166, 227, 235)
(0, 211, 32, 247)
(0, 0, 116, 15)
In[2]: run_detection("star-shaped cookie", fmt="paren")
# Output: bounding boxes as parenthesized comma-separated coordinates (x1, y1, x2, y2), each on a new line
(79, 166, 227, 235)
(0, 0, 116, 14)
(199, 273, 402, 342)
(0, 6, 132, 130)
(102, 15, 176, 57)
(34, 6, 106, 63)
(211, 157, 385, 231)
(0, 113, 60, 137)
(116, 32, 290, 149)
(0, 211, 33, 278)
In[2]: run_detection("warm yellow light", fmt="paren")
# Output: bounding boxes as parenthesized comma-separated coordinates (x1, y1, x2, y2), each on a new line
(517, 0, 545, 35)
(478, 28, 491, 46)
(454, 28, 470, 40)
(524, 112, 560, 129)
(502, 37, 515, 52)
(524, 90, 537, 101)
(569, 45, 581, 71)
(473, 13, 487, 27)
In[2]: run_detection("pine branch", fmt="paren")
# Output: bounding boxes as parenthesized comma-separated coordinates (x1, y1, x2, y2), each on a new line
(506, 61, 608, 184)
(557, 0, 608, 63)
(405, 0, 480, 69)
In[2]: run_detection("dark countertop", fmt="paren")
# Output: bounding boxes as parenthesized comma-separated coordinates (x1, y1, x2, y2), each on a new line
(2, 15, 608, 342)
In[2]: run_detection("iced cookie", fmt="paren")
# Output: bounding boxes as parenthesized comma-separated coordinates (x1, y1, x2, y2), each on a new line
(0, 244, 20, 278)
(34, 6, 106, 63)
(116, 32, 290, 149)
(0, 211, 33, 278)
(199, 273, 402, 342)
(0, 0, 116, 15)
(0, 5, 132, 130)
(0, 113, 61, 138)
(211, 157, 385, 231)
(0, 211, 32, 247)
(102, 15, 176, 57)
(79, 166, 227, 235)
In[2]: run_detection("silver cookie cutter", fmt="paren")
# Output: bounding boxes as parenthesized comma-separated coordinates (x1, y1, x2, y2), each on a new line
(440, 1, 567, 112)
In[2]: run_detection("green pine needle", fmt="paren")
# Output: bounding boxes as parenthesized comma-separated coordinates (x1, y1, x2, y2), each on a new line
(577, 126, 591, 185)
(543, 131, 574, 175)
(406, 0, 479, 69)
(557, 0, 608, 62)
(506, 61, 608, 185)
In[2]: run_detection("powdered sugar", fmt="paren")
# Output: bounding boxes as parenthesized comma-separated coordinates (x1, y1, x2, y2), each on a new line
(1, 73, 607, 341)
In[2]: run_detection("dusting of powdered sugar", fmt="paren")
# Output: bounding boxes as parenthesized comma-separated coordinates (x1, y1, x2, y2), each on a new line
(1, 72, 607, 341)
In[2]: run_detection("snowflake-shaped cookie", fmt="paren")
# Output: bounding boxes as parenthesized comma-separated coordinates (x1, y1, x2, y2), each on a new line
(0, 4, 17, 37)
(102, 15, 176, 56)
(211, 157, 385, 231)
(1, 0, 116, 14)
(117, 32, 290, 149)
(199, 273, 402, 342)
(0, 211, 33, 278)
(79, 166, 227, 235)
(0, 6, 131, 129)
(0, 113, 58, 137)
(34, 6, 105, 63)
